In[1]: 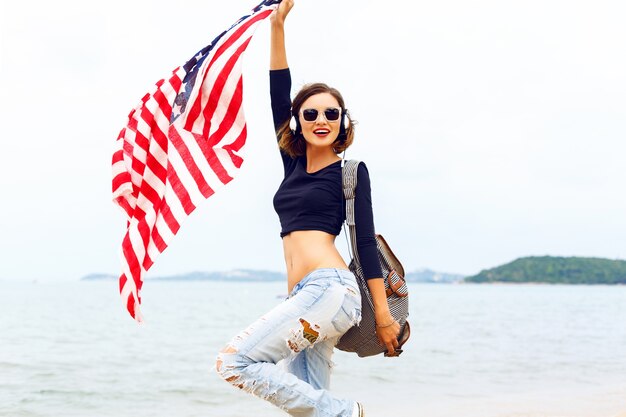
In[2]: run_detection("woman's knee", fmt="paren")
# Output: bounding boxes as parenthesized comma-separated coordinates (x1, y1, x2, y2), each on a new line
(215, 345, 261, 393)
(215, 345, 242, 383)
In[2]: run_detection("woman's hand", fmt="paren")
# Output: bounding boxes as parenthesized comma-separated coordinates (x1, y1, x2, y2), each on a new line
(270, 0, 294, 26)
(375, 313, 401, 356)
(367, 278, 401, 355)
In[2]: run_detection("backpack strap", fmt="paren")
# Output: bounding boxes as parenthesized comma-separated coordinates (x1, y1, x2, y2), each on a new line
(342, 159, 361, 265)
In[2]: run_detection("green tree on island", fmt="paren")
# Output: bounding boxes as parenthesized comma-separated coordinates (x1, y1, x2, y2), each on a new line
(465, 256, 626, 284)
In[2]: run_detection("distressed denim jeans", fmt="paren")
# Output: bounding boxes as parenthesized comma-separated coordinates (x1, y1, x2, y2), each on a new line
(216, 268, 362, 417)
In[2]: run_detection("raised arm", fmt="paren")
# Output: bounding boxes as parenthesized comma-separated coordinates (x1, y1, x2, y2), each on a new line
(269, 1, 295, 173)
(270, 0, 293, 70)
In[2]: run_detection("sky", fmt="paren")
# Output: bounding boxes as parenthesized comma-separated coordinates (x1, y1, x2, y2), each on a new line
(0, 0, 625, 281)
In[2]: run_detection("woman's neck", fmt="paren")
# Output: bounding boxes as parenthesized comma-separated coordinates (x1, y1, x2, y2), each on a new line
(304, 147, 341, 173)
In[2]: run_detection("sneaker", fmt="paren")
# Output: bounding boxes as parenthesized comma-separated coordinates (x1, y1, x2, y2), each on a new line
(351, 402, 364, 417)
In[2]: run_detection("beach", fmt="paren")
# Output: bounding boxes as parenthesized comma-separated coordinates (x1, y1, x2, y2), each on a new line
(1, 280, 625, 417)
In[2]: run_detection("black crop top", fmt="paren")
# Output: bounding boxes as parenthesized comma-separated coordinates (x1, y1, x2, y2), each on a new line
(270, 68, 383, 280)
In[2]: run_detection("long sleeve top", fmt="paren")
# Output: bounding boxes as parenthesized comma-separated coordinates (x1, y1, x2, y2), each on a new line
(270, 68, 383, 280)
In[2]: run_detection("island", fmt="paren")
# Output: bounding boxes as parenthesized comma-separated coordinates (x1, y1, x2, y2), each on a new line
(464, 256, 626, 284)
(405, 268, 465, 284)
(80, 269, 284, 282)
(81, 268, 465, 283)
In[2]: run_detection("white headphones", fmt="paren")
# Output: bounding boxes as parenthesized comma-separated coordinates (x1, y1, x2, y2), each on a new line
(289, 115, 298, 132)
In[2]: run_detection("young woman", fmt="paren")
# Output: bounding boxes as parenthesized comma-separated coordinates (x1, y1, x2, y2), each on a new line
(216, 1, 400, 416)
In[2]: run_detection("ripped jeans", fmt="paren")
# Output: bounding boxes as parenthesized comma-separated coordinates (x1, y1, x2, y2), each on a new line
(216, 268, 362, 417)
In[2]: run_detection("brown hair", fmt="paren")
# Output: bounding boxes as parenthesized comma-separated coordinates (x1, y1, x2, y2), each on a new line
(277, 83, 356, 158)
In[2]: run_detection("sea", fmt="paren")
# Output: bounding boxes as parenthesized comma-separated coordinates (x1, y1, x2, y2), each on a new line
(1, 280, 625, 417)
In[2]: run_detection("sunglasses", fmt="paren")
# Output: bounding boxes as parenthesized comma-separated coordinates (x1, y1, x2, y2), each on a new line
(300, 107, 342, 122)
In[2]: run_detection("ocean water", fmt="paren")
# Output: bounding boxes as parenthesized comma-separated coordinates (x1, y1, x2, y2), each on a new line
(1, 280, 625, 417)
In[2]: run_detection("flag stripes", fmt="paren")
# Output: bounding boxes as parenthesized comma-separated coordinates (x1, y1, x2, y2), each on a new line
(112, 1, 280, 321)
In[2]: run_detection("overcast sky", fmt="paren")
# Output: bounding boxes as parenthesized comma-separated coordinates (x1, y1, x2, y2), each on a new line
(0, 0, 624, 282)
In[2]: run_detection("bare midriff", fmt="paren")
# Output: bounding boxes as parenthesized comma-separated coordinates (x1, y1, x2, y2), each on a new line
(283, 230, 349, 293)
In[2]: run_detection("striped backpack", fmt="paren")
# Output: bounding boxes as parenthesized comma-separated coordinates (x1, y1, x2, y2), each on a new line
(335, 159, 411, 357)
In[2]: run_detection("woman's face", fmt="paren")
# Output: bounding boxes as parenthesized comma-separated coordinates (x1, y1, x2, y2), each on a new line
(298, 92, 342, 151)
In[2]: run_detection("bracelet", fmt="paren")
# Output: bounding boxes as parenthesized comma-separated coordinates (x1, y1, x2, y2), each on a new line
(376, 319, 397, 329)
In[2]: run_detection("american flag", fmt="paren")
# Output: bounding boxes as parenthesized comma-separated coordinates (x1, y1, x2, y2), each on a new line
(112, 0, 281, 322)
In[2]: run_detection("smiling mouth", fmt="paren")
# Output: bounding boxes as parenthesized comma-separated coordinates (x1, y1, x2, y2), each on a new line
(313, 129, 330, 136)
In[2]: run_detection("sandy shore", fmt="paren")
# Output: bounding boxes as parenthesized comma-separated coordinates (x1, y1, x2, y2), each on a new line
(352, 385, 626, 417)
